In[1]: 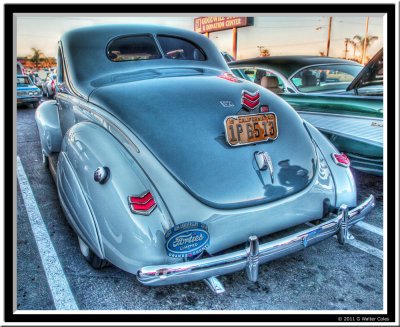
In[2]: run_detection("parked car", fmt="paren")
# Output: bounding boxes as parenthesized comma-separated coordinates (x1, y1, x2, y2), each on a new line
(221, 51, 235, 63)
(35, 24, 374, 293)
(42, 73, 57, 98)
(229, 51, 383, 175)
(28, 72, 43, 87)
(16, 74, 42, 108)
(17, 61, 25, 75)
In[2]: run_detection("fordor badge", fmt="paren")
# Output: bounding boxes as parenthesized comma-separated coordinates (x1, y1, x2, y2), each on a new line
(165, 222, 210, 258)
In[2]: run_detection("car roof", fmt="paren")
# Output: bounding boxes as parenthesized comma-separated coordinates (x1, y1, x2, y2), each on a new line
(60, 24, 229, 100)
(229, 56, 362, 79)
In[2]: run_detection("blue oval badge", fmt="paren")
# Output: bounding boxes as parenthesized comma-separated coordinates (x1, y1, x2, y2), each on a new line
(165, 221, 210, 258)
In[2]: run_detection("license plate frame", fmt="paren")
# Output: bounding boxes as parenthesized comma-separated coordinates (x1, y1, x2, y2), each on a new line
(224, 113, 278, 147)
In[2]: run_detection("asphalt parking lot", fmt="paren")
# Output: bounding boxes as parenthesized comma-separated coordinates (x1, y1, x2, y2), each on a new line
(16, 100, 384, 311)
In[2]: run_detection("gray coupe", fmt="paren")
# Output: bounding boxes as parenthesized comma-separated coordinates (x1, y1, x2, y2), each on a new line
(35, 24, 374, 293)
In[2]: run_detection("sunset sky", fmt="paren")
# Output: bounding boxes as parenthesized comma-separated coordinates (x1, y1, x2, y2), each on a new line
(17, 15, 384, 61)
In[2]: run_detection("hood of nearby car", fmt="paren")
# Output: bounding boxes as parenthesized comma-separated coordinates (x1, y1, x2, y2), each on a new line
(17, 85, 40, 91)
(89, 72, 317, 209)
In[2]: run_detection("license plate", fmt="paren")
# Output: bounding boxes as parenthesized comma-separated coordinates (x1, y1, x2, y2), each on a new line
(224, 113, 278, 146)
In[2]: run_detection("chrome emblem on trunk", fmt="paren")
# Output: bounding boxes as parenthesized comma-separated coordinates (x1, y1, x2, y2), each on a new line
(254, 151, 274, 183)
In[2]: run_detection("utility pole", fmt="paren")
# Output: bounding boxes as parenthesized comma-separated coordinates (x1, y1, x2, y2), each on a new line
(257, 45, 264, 56)
(344, 38, 350, 59)
(232, 27, 238, 60)
(361, 16, 369, 65)
(326, 16, 332, 57)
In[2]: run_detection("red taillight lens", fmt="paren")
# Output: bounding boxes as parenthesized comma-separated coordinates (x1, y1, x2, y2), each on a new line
(332, 153, 350, 167)
(128, 192, 156, 215)
(218, 72, 239, 83)
(51, 80, 55, 91)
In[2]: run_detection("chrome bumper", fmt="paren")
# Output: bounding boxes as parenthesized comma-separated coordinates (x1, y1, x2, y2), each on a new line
(137, 195, 375, 287)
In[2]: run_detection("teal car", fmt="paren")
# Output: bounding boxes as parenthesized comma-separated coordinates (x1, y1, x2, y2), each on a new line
(229, 49, 383, 175)
(17, 74, 42, 108)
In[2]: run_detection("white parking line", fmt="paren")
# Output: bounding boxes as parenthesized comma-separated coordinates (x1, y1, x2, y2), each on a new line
(346, 238, 384, 260)
(305, 222, 383, 260)
(17, 156, 79, 310)
(355, 221, 384, 237)
(332, 235, 384, 260)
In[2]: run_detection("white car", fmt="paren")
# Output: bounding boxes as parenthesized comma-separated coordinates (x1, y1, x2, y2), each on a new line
(42, 74, 57, 98)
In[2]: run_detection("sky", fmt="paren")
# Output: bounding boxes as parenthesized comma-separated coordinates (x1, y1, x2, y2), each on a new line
(16, 15, 384, 61)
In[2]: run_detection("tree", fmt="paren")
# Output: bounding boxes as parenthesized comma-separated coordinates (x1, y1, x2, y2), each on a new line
(29, 48, 44, 69)
(349, 40, 358, 59)
(259, 48, 270, 57)
(344, 38, 351, 59)
(42, 56, 56, 68)
(353, 34, 378, 60)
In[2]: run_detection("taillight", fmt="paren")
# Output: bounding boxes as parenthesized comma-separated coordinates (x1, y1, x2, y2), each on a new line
(332, 153, 350, 168)
(51, 80, 55, 91)
(128, 192, 156, 215)
(218, 72, 239, 83)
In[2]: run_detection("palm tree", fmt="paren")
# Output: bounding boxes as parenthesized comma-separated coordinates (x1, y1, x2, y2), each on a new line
(29, 47, 44, 69)
(349, 40, 358, 59)
(353, 34, 378, 62)
(344, 38, 352, 59)
(259, 48, 270, 57)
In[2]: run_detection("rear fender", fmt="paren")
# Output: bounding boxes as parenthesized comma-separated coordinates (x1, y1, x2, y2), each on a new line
(35, 100, 62, 155)
(304, 121, 357, 208)
(58, 122, 175, 274)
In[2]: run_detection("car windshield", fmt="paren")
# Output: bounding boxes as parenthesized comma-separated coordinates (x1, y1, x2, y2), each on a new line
(17, 76, 32, 87)
(291, 64, 363, 93)
(356, 54, 383, 91)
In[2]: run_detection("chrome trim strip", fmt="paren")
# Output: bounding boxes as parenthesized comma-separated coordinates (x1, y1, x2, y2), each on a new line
(137, 195, 375, 286)
(297, 110, 383, 121)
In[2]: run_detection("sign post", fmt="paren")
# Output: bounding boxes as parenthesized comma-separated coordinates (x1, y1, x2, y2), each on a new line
(194, 17, 253, 60)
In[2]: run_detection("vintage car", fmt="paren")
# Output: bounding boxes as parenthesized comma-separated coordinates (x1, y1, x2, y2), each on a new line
(229, 51, 383, 175)
(42, 73, 58, 98)
(35, 24, 375, 294)
(17, 74, 42, 108)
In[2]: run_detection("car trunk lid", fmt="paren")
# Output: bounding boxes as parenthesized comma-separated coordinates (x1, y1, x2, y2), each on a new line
(89, 72, 317, 209)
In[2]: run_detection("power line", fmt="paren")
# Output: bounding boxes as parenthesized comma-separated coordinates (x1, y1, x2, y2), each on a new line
(255, 25, 328, 29)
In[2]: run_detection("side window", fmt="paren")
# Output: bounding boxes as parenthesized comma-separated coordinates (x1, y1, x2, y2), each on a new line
(230, 68, 252, 81)
(253, 68, 284, 94)
(237, 67, 257, 82)
(57, 47, 65, 83)
(290, 64, 362, 93)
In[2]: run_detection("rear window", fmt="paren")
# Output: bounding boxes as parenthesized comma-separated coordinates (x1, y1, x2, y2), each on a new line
(107, 35, 162, 62)
(157, 35, 206, 61)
